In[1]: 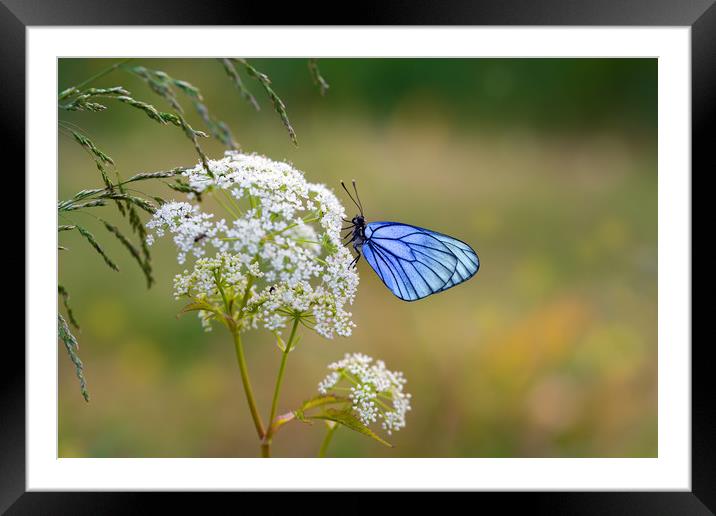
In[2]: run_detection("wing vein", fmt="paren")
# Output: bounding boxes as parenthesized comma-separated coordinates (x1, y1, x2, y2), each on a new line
(363, 221, 479, 301)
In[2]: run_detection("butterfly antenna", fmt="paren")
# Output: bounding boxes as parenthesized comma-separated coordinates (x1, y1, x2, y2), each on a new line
(341, 180, 361, 214)
(352, 180, 365, 216)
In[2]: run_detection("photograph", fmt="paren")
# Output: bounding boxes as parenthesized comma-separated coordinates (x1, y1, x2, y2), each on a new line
(57, 57, 658, 459)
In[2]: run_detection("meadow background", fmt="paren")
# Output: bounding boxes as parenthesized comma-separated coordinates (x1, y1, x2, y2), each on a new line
(58, 58, 657, 458)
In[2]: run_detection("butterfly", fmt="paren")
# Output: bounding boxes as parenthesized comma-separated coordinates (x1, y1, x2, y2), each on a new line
(341, 180, 480, 301)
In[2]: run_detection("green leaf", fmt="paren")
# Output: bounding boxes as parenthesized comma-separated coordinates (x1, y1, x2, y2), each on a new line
(308, 408, 392, 448)
(294, 394, 349, 421)
(321, 232, 338, 254)
(274, 332, 286, 352)
(58, 314, 89, 402)
(178, 300, 218, 317)
(75, 225, 119, 271)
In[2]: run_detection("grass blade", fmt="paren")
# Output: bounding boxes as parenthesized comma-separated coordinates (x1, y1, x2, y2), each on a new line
(130, 66, 184, 114)
(68, 131, 114, 188)
(308, 59, 330, 96)
(232, 58, 298, 146)
(102, 220, 154, 288)
(58, 314, 89, 402)
(100, 193, 155, 214)
(71, 131, 114, 166)
(75, 224, 119, 272)
(124, 168, 187, 184)
(115, 95, 166, 124)
(58, 285, 80, 330)
(219, 58, 260, 111)
(61, 199, 107, 211)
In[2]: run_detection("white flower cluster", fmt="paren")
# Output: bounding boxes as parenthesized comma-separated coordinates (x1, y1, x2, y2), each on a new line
(146, 202, 219, 264)
(147, 151, 359, 339)
(172, 251, 255, 300)
(318, 353, 412, 434)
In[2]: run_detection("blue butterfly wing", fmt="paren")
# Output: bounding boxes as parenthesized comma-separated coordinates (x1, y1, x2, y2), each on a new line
(430, 233, 481, 292)
(363, 222, 479, 301)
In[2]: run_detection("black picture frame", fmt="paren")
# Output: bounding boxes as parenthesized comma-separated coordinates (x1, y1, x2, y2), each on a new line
(7, 0, 708, 512)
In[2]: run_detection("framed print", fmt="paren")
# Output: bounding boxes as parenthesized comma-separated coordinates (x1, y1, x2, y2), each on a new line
(8, 0, 709, 511)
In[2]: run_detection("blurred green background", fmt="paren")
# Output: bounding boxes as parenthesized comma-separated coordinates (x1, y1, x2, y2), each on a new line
(58, 58, 657, 458)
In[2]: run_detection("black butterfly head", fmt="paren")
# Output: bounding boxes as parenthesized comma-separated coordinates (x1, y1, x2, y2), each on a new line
(352, 215, 365, 228)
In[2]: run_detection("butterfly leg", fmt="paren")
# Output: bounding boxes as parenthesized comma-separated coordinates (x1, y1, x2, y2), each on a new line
(349, 242, 362, 268)
(348, 252, 361, 268)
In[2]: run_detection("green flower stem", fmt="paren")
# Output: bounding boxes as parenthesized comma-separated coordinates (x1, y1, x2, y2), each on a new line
(227, 274, 266, 454)
(262, 317, 301, 458)
(231, 325, 266, 444)
(214, 191, 240, 219)
(319, 424, 339, 458)
(223, 190, 243, 215)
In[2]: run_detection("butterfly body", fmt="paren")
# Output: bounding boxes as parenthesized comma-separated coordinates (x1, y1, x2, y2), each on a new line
(341, 181, 479, 302)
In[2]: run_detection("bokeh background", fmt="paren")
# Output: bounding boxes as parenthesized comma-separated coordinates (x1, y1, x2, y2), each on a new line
(58, 58, 657, 458)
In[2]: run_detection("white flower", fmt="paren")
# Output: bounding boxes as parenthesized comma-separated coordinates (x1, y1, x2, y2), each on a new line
(318, 353, 412, 434)
(146, 202, 217, 264)
(172, 251, 251, 301)
(147, 151, 359, 338)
